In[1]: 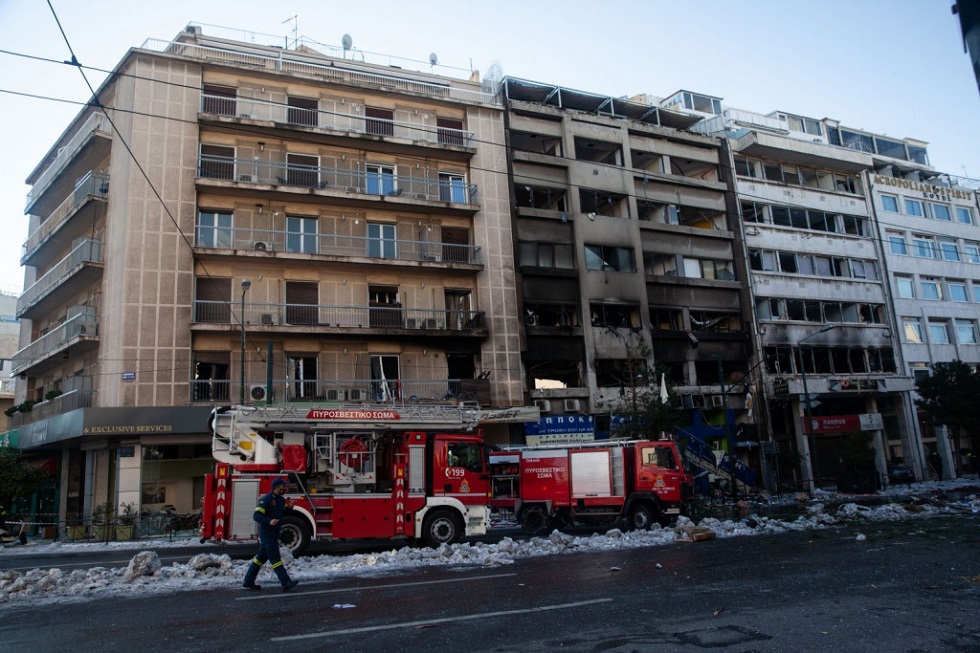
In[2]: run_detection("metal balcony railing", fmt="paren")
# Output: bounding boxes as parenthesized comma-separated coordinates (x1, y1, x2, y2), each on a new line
(23, 171, 109, 263)
(142, 38, 499, 105)
(193, 300, 486, 331)
(194, 225, 481, 264)
(197, 154, 479, 206)
(200, 93, 474, 148)
(26, 114, 111, 212)
(8, 389, 94, 428)
(11, 306, 98, 375)
(17, 239, 103, 316)
(190, 377, 476, 405)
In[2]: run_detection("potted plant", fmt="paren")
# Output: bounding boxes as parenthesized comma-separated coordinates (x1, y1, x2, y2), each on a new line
(115, 502, 137, 540)
(92, 502, 112, 540)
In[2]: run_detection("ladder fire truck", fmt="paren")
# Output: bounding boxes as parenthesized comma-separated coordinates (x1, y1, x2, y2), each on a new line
(490, 438, 694, 535)
(199, 403, 491, 554)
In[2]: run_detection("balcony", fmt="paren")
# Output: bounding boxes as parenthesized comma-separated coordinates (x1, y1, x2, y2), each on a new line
(142, 38, 498, 106)
(197, 154, 480, 207)
(7, 384, 93, 428)
(23, 171, 109, 267)
(17, 239, 104, 319)
(26, 114, 112, 216)
(11, 306, 99, 376)
(194, 225, 481, 265)
(193, 301, 486, 334)
(200, 93, 475, 151)
(190, 377, 482, 405)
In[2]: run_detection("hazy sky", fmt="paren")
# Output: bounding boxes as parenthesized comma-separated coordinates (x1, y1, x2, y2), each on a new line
(0, 0, 976, 295)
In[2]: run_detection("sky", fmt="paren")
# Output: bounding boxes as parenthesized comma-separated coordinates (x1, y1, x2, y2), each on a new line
(0, 0, 977, 295)
(0, 477, 977, 608)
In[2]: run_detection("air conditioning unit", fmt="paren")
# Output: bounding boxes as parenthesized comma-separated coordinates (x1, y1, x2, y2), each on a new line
(260, 313, 279, 326)
(347, 389, 366, 403)
(325, 388, 343, 401)
(238, 174, 256, 183)
(249, 385, 267, 402)
(253, 241, 274, 252)
(404, 318, 418, 329)
(563, 399, 582, 413)
(524, 310, 538, 327)
(533, 399, 552, 413)
(710, 395, 725, 408)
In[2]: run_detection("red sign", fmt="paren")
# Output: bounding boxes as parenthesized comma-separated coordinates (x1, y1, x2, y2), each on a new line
(306, 409, 401, 420)
(804, 414, 860, 434)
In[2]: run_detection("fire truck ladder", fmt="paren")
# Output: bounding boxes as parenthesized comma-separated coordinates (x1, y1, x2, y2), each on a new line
(231, 402, 481, 431)
(210, 407, 279, 465)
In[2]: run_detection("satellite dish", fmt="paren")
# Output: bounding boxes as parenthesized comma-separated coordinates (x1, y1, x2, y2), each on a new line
(342, 34, 353, 51)
(429, 52, 438, 66)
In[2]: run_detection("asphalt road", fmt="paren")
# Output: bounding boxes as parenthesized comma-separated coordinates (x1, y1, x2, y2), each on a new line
(1, 514, 978, 653)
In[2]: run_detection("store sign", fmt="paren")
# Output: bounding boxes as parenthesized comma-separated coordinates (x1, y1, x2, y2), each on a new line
(804, 413, 882, 433)
(872, 175, 973, 201)
(772, 378, 789, 397)
(525, 415, 594, 446)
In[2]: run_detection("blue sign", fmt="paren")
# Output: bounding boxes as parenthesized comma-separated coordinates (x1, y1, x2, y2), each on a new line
(122, 372, 136, 381)
(524, 415, 595, 445)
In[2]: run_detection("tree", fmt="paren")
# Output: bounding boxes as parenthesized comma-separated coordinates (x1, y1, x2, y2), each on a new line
(914, 360, 980, 477)
(0, 448, 49, 510)
(605, 333, 682, 440)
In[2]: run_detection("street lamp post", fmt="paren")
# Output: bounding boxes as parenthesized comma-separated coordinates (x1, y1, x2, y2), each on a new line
(240, 278, 251, 405)
(798, 324, 837, 491)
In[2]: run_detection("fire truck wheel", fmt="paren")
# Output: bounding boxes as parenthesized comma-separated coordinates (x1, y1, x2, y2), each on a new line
(627, 504, 657, 531)
(519, 506, 549, 536)
(421, 509, 463, 547)
(279, 515, 311, 555)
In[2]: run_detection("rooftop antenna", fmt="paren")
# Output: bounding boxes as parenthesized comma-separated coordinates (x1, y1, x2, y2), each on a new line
(429, 52, 439, 68)
(282, 15, 298, 49)
(342, 33, 353, 59)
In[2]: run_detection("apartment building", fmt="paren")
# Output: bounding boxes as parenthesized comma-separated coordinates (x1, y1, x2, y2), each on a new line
(0, 291, 19, 433)
(687, 94, 929, 489)
(8, 25, 518, 528)
(869, 168, 980, 477)
(502, 80, 754, 455)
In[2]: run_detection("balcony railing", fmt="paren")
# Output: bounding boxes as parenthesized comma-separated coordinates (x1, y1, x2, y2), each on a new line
(201, 93, 474, 148)
(26, 114, 111, 212)
(23, 171, 109, 264)
(11, 306, 98, 375)
(142, 38, 498, 105)
(193, 300, 486, 332)
(198, 154, 479, 206)
(194, 226, 481, 264)
(17, 239, 104, 316)
(8, 388, 93, 428)
(190, 377, 477, 405)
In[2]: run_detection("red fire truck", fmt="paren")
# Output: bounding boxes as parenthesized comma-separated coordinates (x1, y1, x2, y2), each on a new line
(199, 403, 491, 554)
(491, 438, 693, 535)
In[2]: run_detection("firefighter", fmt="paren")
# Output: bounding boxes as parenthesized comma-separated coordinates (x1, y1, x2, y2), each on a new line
(242, 477, 299, 592)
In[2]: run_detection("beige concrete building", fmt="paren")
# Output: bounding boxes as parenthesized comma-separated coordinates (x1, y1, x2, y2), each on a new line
(8, 25, 517, 532)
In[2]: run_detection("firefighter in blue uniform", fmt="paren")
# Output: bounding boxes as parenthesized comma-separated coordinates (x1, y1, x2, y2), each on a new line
(242, 477, 299, 591)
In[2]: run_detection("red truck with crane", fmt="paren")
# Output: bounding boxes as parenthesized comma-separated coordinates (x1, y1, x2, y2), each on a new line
(491, 438, 694, 534)
(199, 403, 491, 554)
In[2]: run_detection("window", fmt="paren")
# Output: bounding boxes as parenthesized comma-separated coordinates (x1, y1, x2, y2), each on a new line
(928, 321, 951, 344)
(365, 107, 394, 136)
(888, 233, 907, 255)
(585, 245, 635, 272)
(369, 287, 402, 328)
(202, 84, 237, 115)
(956, 319, 978, 344)
(195, 277, 231, 323)
(938, 238, 960, 262)
(904, 199, 924, 216)
(366, 164, 396, 195)
(199, 144, 235, 180)
(965, 243, 980, 264)
(912, 236, 936, 258)
(881, 195, 899, 212)
(949, 281, 969, 302)
(519, 241, 574, 269)
(590, 303, 638, 328)
(763, 163, 784, 183)
(902, 319, 923, 344)
(930, 203, 951, 221)
(974, 283, 980, 303)
(956, 206, 974, 225)
(437, 118, 465, 146)
(286, 96, 318, 127)
(285, 153, 320, 187)
(896, 276, 915, 299)
(286, 216, 318, 254)
(920, 278, 942, 300)
(734, 157, 758, 178)
(196, 210, 233, 248)
(367, 222, 397, 259)
(439, 172, 468, 203)
(286, 354, 318, 399)
(285, 281, 318, 326)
